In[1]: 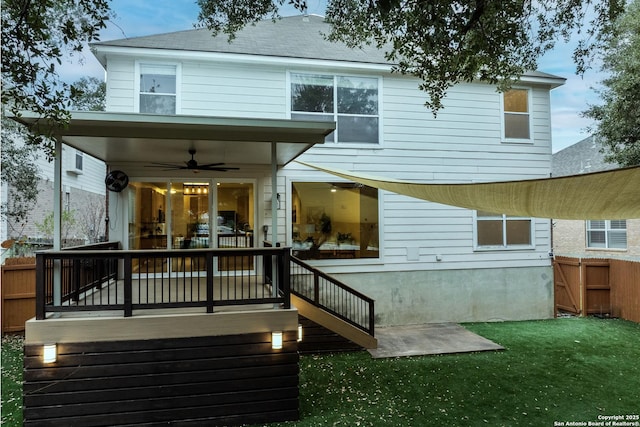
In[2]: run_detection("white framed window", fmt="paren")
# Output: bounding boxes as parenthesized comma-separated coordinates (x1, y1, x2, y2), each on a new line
(501, 88, 532, 142)
(75, 151, 84, 171)
(586, 220, 627, 249)
(475, 211, 534, 249)
(289, 73, 380, 145)
(136, 63, 179, 114)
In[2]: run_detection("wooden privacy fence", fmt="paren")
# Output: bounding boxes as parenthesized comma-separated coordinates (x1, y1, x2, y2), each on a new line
(554, 256, 640, 322)
(1, 259, 36, 333)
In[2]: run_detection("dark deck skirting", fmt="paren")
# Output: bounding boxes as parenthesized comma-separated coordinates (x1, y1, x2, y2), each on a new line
(23, 332, 299, 426)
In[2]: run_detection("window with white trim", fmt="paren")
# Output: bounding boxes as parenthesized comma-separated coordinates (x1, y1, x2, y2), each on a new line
(139, 64, 177, 114)
(476, 211, 533, 249)
(502, 89, 531, 141)
(586, 220, 627, 249)
(75, 151, 84, 171)
(290, 73, 379, 144)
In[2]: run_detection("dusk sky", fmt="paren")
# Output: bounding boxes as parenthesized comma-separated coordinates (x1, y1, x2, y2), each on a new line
(61, 0, 606, 152)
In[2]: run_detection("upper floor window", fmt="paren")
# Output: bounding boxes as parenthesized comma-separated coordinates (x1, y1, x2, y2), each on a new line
(476, 211, 533, 249)
(66, 148, 83, 175)
(502, 89, 531, 141)
(587, 220, 627, 249)
(290, 73, 379, 144)
(75, 151, 84, 171)
(139, 64, 177, 114)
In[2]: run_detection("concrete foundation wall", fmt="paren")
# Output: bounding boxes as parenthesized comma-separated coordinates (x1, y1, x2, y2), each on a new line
(334, 266, 554, 326)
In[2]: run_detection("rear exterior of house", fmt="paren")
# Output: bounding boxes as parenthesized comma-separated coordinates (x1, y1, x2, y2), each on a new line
(20, 14, 566, 426)
(93, 14, 563, 326)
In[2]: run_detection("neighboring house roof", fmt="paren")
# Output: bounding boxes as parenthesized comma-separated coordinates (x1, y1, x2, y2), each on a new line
(92, 14, 564, 86)
(552, 136, 619, 177)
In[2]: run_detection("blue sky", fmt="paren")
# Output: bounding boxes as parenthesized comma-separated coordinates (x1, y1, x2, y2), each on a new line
(64, 0, 604, 152)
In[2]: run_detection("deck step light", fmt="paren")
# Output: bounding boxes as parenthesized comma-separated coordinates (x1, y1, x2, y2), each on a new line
(43, 344, 57, 363)
(298, 324, 303, 342)
(272, 331, 283, 350)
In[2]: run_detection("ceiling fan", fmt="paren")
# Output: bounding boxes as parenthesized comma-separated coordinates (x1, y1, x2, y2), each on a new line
(145, 149, 238, 172)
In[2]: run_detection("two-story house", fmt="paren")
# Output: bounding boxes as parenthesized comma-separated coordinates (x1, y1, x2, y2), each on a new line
(87, 14, 564, 324)
(18, 15, 570, 425)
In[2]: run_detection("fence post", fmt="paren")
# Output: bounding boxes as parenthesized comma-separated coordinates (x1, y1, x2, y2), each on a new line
(123, 254, 132, 317)
(35, 253, 46, 320)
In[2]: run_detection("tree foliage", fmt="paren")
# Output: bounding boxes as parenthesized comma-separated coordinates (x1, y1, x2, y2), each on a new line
(69, 76, 107, 111)
(197, 0, 625, 112)
(0, 119, 41, 230)
(583, 0, 640, 167)
(1, 0, 110, 159)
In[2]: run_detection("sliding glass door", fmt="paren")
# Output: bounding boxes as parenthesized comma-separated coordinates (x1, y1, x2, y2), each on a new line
(216, 182, 255, 271)
(127, 180, 256, 275)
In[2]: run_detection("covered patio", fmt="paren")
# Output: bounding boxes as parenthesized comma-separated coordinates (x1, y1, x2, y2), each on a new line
(14, 111, 352, 427)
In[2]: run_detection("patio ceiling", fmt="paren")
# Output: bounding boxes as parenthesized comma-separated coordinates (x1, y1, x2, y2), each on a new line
(14, 111, 335, 167)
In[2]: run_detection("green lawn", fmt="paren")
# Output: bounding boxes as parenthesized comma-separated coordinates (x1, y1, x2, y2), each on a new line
(1, 334, 24, 427)
(2, 318, 639, 427)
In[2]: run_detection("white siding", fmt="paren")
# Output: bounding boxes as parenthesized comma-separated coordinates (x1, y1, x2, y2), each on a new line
(281, 71, 553, 273)
(180, 61, 287, 119)
(105, 57, 136, 112)
(37, 147, 106, 195)
(99, 51, 555, 275)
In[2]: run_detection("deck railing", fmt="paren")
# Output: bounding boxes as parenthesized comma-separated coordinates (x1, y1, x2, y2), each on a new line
(58, 241, 120, 305)
(35, 246, 291, 319)
(290, 257, 375, 336)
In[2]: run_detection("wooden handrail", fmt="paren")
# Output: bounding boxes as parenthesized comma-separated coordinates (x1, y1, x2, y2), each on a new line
(290, 256, 375, 337)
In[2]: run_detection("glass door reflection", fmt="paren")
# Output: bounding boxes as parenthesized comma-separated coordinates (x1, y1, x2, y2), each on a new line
(171, 182, 210, 273)
(217, 182, 254, 271)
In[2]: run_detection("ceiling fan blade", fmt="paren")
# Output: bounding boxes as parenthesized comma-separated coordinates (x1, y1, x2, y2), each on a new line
(145, 163, 183, 168)
(203, 166, 240, 171)
(145, 151, 238, 172)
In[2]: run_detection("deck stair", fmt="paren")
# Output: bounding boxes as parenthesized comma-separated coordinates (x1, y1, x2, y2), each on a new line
(289, 257, 377, 350)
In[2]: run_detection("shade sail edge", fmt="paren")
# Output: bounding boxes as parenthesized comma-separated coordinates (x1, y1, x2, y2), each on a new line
(295, 161, 640, 220)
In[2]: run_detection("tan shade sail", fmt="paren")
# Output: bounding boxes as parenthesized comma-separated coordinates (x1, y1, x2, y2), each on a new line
(296, 161, 640, 220)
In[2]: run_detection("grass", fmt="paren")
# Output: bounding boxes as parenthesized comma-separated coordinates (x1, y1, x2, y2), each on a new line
(279, 317, 640, 427)
(2, 318, 639, 427)
(1, 334, 24, 427)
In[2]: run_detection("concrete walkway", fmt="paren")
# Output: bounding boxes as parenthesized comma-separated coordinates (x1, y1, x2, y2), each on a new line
(368, 323, 504, 359)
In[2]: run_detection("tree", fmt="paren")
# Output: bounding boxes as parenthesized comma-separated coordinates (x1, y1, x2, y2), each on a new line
(197, 0, 625, 112)
(1, 0, 110, 159)
(69, 77, 107, 112)
(36, 210, 77, 244)
(76, 193, 106, 243)
(583, 0, 640, 167)
(0, 119, 41, 236)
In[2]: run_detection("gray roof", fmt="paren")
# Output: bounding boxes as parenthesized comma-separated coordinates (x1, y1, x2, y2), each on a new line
(93, 15, 391, 65)
(93, 14, 564, 84)
(552, 135, 619, 177)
